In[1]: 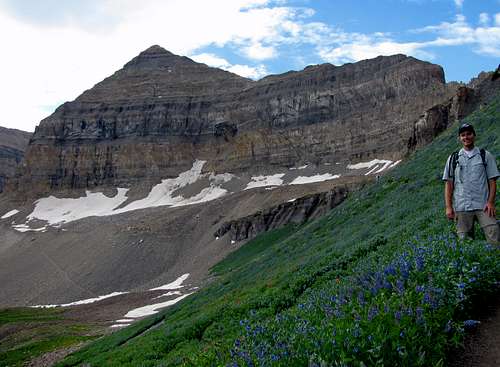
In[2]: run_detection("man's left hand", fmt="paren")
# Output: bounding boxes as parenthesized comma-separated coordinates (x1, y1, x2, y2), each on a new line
(484, 202, 496, 218)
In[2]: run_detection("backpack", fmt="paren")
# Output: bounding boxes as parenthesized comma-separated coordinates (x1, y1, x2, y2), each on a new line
(448, 148, 487, 180)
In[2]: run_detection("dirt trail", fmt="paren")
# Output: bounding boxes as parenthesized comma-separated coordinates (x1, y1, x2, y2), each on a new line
(448, 293, 500, 367)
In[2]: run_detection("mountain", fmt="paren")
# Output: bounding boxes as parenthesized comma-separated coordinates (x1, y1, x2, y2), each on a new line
(54, 94, 500, 367)
(0, 126, 31, 193)
(15, 46, 454, 194)
(0, 46, 499, 366)
(0, 47, 498, 309)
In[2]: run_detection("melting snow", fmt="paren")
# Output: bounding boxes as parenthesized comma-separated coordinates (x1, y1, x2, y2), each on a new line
(12, 224, 47, 232)
(245, 174, 285, 190)
(32, 291, 128, 308)
(289, 165, 308, 170)
(347, 159, 393, 171)
(26, 189, 129, 226)
(18, 161, 233, 229)
(153, 291, 182, 300)
(123, 293, 193, 318)
(290, 174, 340, 185)
(111, 323, 130, 328)
(1, 209, 19, 219)
(150, 273, 190, 291)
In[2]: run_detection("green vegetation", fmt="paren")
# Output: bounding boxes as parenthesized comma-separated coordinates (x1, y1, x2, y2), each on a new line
(0, 308, 100, 367)
(56, 97, 500, 366)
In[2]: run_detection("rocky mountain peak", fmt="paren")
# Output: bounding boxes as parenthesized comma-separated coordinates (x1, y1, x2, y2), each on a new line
(70, 45, 252, 103)
(123, 45, 193, 70)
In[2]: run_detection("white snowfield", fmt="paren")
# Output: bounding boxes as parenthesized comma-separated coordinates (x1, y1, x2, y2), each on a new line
(32, 291, 128, 308)
(290, 174, 340, 185)
(6, 158, 399, 231)
(1, 209, 19, 219)
(114, 273, 193, 325)
(347, 159, 399, 175)
(149, 273, 190, 290)
(244, 174, 285, 190)
(123, 293, 192, 318)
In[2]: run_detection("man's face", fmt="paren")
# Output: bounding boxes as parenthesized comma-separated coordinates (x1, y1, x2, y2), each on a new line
(459, 130, 475, 149)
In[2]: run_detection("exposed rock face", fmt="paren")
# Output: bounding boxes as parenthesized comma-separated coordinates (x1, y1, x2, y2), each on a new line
(215, 185, 351, 241)
(15, 46, 453, 194)
(408, 71, 500, 150)
(0, 127, 31, 193)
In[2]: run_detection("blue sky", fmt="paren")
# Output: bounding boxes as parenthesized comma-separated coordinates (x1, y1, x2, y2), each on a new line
(0, 0, 498, 132)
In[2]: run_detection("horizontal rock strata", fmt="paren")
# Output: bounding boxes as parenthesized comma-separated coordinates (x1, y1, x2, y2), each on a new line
(215, 185, 350, 241)
(16, 46, 455, 193)
(0, 127, 31, 193)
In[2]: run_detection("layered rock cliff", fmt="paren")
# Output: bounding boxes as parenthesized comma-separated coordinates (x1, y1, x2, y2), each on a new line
(215, 185, 353, 242)
(0, 127, 31, 193)
(408, 68, 500, 150)
(16, 46, 454, 193)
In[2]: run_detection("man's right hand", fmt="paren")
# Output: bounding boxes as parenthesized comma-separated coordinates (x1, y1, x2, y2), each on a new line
(446, 207, 455, 220)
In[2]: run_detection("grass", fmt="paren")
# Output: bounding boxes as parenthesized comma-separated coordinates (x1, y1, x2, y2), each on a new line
(0, 308, 101, 367)
(5, 95, 497, 366)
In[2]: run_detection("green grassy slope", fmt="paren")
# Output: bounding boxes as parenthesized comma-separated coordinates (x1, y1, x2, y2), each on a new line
(0, 308, 99, 367)
(58, 97, 500, 366)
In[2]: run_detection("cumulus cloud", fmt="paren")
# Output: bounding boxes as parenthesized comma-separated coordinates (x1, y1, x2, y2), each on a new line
(418, 14, 500, 57)
(454, 0, 464, 8)
(318, 34, 434, 65)
(479, 13, 490, 26)
(190, 53, 268, 79)
(0, 0, 498, 132)
(0, 0, 303, 131)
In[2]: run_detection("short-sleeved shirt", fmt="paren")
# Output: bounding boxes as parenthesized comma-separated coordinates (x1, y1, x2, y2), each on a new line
(442, 147, 500, 212)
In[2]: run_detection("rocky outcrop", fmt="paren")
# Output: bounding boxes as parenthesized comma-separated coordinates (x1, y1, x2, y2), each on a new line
(0, 127, 31, 193)
(15, 46, 454, 194)
(215, 185, 351, 241)
(407, 70, 500, 150)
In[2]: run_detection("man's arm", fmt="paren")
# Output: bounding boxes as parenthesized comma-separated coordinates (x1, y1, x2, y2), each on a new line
(445, 180, 455, 220)
(484, 179, 497, 218)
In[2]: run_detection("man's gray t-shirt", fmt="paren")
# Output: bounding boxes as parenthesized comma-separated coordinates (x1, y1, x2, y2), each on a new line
(443, 147, 500, 212)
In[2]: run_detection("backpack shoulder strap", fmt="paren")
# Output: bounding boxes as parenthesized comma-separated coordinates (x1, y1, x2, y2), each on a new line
(480, 148, 487, 167)
(449, 151, 459, 179)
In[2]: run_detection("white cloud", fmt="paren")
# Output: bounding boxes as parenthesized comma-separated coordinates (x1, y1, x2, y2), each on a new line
(242, 42, 277, 60)
(190, 53, 231, 69)
(479, 13, 490, 26)
(495, 13, 500, 26)
(454, 0, 464, 8)
(226, 64, 269, 79)
(190, 53, 268, 79)
(0, 0, 306, 131)
(318, 37, 434, 65)
(418, 14, 500, 57)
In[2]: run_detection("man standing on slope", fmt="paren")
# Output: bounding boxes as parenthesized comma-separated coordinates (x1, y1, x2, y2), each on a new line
(443, 123, 500, 245)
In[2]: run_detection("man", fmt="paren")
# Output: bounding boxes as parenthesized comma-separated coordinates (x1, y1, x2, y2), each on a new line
(443, 123, 500, 245)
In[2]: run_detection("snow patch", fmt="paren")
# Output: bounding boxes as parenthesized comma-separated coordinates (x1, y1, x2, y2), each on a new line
(12, 224, 47, 233)
(245, 174, 285, 190)
(153, 291, 183, 300)
(1, 209, 19, 219)
(347, 159, 393, 171)
(18, 161, 234, 230)
(289, 165, 308, 170)
(115, 319, 135, 323)
(111, 323, 130, 328)
(27, 188, 130, 226)
(124, 293, 193, 318)
(290, 174, 340, 185)
(32, 291, 127, 308)
(150, 273, 190, 291)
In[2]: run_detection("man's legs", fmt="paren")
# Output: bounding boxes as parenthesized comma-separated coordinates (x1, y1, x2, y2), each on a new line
(455, 211, 475, 240)
(476, 210, 500, 245)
